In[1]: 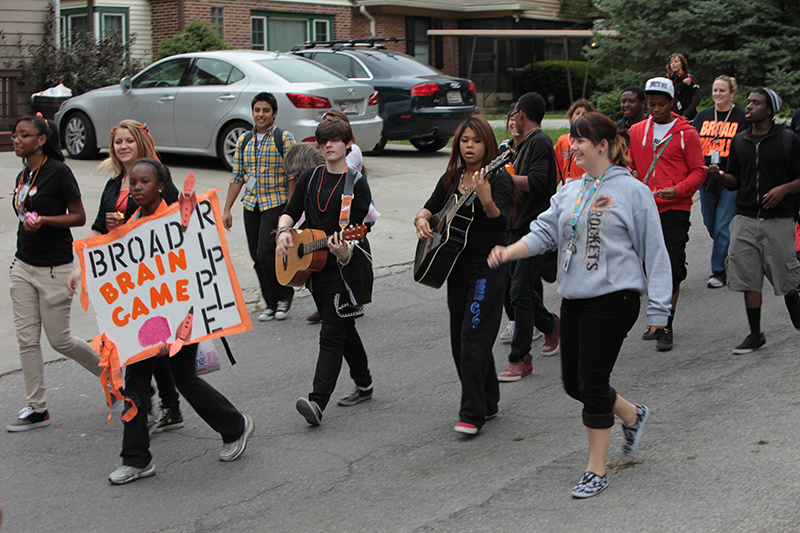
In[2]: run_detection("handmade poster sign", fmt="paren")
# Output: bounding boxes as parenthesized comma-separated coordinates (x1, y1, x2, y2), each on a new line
(74, 182, 252, 367)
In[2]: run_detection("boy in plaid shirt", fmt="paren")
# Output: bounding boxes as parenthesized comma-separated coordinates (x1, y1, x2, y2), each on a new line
(223, 92, 296, 321)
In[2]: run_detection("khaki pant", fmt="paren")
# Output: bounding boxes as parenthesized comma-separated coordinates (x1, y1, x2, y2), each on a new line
(9, 259, 101, 412)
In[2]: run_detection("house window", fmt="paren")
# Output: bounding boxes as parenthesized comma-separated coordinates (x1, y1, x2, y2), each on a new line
(406, 17, 431, 65)
(103, 14, 125, 44)
(60, 7, 129, 46)
(251, 17, 267, 50)
(63, 14, 88, 45)
(211, 7, 224, 39)
(250, 12, 333, 51)
(313, 20, 330, 42)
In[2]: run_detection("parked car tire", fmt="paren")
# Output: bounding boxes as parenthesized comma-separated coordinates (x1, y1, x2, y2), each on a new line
(63, 111, 99, 159)
(217, 120, 252, 171)
(410, 137, 449, 152)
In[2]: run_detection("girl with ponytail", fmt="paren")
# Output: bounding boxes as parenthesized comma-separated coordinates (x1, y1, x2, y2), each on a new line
(488, 112, 672, 498)
(7, 115, 103, 432)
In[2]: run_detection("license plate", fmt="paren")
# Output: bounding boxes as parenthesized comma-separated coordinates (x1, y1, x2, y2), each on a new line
(339, 101, 358, 114)
(446, 91, 463, 104)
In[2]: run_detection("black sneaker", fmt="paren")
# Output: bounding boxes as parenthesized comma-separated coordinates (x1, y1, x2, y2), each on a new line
(732, 333, 767, 354)
(6, 406, 51, 432)
(296, 397, 322, 426)
(621, 404, 649, 455)
(149, 406, 184, 435)
(337, 386, 373, 406)
(641, 328, 660, 341)
(656, 328, 673, 351)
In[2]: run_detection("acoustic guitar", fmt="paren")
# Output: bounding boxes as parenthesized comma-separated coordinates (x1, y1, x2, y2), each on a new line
(276, 225, 368, 287)
(413, 150, 514, 289)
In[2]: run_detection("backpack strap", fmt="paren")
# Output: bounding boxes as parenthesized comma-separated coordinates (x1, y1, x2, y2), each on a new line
(273, 126, 285, 158)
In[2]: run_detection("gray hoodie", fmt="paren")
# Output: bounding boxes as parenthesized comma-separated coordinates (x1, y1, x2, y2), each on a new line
(520, 165, 672, 327)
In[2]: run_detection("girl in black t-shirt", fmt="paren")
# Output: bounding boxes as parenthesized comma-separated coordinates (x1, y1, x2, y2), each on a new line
(6, 115, 102, 433)
(414, 115, 513, 435)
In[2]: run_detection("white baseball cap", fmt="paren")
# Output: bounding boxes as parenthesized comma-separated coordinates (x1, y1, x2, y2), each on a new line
(644, 77, 675, 98)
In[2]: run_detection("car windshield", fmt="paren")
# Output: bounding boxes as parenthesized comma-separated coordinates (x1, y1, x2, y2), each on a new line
(357, 51, 440, 77)
(254, 58, 346, 83)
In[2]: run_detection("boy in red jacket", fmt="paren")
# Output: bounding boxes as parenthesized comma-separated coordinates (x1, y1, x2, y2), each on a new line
(628, 77, 706, 351)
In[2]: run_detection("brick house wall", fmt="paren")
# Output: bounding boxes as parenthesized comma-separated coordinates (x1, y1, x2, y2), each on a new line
(149, 1, 460, 77)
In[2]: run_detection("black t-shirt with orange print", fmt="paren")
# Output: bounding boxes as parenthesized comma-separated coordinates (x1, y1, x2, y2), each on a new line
(693, 104, 748, 190)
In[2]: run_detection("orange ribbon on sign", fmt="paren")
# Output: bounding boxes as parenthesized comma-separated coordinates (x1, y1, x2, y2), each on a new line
(92, 334, 137, 423)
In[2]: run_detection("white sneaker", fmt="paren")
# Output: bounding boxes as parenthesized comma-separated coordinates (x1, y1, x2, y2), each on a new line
(499, 321, 515, 343)
(258, 309, 275, 322)
(275, 300, 291, 321)
(532, 326, 543, 341)
(108, 463, 156, 484)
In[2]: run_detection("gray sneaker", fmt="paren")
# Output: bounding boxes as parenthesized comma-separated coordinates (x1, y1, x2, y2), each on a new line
(337, 386, 373, 406)
(108, 463, 156, 485)
(296, 397, 323, 426)
(220, 413, 254, 462)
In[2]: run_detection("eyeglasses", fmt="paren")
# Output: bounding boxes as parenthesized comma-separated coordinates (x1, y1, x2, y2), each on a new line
(509, 110, 520, 119)
(10, 133, 39, 141)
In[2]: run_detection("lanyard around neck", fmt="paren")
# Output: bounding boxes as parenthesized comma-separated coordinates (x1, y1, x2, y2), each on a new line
(15, 156, 47, 211)
(570, 166, 610, 232)
(712, 106, 734, 143)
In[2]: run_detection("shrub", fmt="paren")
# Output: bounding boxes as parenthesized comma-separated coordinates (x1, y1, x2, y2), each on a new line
(158, 20, 230, 60)
(520, 60, 604, 110)
(20, 1, 142, 95)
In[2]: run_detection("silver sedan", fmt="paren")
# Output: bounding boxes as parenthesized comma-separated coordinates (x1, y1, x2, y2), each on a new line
(55, 50, 383, 170)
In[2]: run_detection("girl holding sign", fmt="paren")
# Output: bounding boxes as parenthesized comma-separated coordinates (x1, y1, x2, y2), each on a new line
(68, 119, 184, 436)
(7, 115, 103, 432)
(106, 158, 254, 485)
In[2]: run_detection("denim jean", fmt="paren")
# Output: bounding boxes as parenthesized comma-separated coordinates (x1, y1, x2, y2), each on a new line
(699, 186, 737, 282)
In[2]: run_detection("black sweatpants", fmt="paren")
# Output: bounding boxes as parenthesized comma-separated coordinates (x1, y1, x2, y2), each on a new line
(446, 260, 507, 428)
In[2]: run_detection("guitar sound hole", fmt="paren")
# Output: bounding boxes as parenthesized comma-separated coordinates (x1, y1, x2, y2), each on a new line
(297, 246, 305, 259)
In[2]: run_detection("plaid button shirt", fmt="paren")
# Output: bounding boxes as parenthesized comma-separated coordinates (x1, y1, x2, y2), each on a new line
(230, 123, 296, 211)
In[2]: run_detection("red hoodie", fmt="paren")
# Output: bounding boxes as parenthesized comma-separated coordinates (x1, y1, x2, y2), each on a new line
(628, 112, 706, 213)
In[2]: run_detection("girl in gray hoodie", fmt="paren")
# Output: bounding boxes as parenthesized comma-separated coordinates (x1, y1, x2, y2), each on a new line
(488, 112, 672, 498)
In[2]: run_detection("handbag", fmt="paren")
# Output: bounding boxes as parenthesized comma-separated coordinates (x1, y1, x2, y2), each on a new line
(195, 339, 221, 375)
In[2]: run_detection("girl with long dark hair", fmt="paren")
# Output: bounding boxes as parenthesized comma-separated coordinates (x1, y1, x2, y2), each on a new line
(414, 115, 513, 435)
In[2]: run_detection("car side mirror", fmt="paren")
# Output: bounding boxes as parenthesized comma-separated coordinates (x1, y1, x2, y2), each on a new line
(120, 77, 132, 94)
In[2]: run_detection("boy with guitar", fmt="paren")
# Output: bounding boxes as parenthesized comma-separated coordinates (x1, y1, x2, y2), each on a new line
(275, 119, 374, 426)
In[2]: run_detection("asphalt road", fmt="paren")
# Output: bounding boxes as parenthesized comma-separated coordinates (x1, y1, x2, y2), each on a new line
(0, 143, 799, 532)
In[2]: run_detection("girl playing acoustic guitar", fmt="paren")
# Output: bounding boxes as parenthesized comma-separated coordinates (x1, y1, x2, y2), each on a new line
(276, 118, 374, 426)
(414, 115, 514, 435)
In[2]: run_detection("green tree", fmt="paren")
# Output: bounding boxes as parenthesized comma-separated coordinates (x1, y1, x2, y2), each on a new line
(158, 20, 230, 60)
(589, 0, 800, 109)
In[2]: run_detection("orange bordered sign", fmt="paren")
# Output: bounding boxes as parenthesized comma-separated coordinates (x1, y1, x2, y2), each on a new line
(74, 188, 252, 367)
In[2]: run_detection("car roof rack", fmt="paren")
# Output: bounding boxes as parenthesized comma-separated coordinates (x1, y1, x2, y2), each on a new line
(292, 38, 402, 52)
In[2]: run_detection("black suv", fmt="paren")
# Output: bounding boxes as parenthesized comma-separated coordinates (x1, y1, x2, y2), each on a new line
(294, 40, 477, 153)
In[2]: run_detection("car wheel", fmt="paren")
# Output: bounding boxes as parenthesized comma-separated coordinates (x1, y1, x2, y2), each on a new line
(63, 112, 99, 159)
(217, 121, 252, 171)
(410, 137, 449, 152)
(366, 135, 387, 155)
